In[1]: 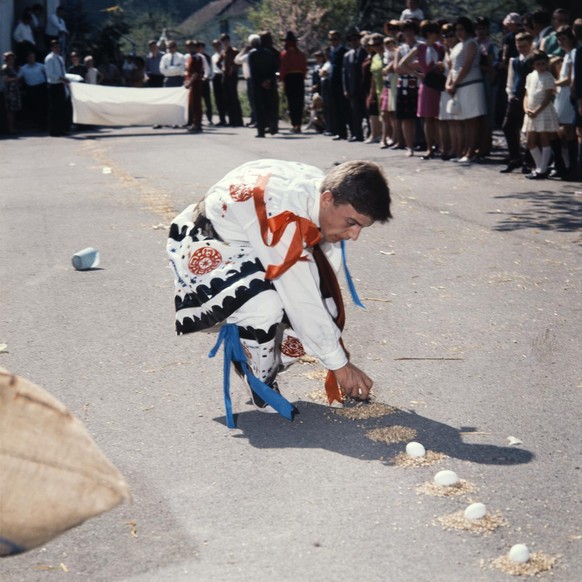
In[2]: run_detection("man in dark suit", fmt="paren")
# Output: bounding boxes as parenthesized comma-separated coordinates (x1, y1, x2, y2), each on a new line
(499, 32, 534, 173)
(328, 30, 350, 140)
(342, 31, 367, 142)
(248, 32, 278, 138)
(220, 33, 243, 127)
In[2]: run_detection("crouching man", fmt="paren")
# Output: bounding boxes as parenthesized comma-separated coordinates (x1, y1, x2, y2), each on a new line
(167, 159, 392, 426)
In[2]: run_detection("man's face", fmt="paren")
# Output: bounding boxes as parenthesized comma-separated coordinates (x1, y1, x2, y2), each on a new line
(319, 191, 374, 243)
(476, 24, 488, 38)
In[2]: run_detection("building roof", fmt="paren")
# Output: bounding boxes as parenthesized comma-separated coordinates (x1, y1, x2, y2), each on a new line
(177, 0, 257, 34)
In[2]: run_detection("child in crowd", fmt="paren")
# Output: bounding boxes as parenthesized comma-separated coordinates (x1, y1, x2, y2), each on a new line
(83, 56, 101, 85)
(522, 50, 559, 180)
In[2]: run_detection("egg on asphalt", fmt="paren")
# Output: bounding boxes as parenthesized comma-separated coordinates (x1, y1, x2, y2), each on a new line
(434, 470, 459, 486)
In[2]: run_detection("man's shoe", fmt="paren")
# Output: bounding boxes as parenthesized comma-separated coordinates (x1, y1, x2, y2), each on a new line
(525, 170, 547, 180)
(245, 379, 281, 413)
(332, 135, 345, 140)
(500, 160, 522, 173)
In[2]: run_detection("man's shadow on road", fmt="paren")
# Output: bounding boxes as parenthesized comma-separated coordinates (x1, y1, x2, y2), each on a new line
(215, 402, 534, 466)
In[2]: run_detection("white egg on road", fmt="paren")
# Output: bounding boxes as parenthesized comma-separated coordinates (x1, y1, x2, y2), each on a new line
(434, 470, 459, 486)
(405, 442, 426, 458)
(464, 502, 487, 520)
(508, 544, 530, 563)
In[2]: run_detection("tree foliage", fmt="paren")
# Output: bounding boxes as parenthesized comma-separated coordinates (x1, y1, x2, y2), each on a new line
(357, 0, 582, 32)
(247, 0, 358, 53)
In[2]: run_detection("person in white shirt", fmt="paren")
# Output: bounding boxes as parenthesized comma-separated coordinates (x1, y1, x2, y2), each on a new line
(399, 0, 424, 23)
(145, 40, 165, 87)
(18, 50, 47, 129)
(30, 4, 46, 53)
(13, 13, 36, 65)
(210, 39, 227, 125)
(234, 34, 259, 127)
(44, 39, 69, 136)
(83, 55, 101, 85)
(167, 159, 392, 426)
(159, 40, 185, 87)
(45, 6, 68, 55)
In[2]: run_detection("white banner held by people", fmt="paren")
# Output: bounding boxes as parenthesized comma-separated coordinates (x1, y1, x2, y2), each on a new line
(71, 84, 188, 127)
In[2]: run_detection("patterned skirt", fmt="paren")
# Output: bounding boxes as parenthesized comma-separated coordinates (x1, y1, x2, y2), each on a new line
(396, 75, 418, 120)
(167, 200, 274, 335)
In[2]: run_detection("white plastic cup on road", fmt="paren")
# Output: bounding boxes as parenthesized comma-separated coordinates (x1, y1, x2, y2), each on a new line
(72, 247, 100, 270)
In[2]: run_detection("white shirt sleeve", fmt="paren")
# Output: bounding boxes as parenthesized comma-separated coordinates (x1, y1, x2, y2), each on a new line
(206, 163, 348, 370)
(201, 54, 210, 79)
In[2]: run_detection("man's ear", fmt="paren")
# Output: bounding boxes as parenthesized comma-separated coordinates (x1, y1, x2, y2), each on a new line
(321, 190, 334, 207)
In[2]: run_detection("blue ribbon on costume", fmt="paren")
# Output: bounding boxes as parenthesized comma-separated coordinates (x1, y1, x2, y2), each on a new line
(341, 240, 365, 308)
(208, 324, 297, 428)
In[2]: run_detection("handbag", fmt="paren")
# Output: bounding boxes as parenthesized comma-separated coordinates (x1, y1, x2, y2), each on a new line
(423, 69, 446, 92)
(446, 97, 461, 115)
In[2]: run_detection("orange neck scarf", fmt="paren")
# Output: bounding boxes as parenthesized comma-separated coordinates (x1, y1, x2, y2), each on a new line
(251, 173, 345, 405)
(252, 174, 322, 279)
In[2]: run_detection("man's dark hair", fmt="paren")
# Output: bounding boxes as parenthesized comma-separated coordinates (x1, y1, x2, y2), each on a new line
(455, 16, 475, 36)
(530, 49, 549, 64)
(259, 31, 273, 49)
(321, 161, 392, 223)
(515, 31, 533, 43)
(421, 20, 440, 36)
(401, 19, 419, 35)
(557, 25, 575, 44)
(532, 9, 551, 28)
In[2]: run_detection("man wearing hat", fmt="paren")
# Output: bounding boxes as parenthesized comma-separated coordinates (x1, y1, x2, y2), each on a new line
(280, 31, 308, 133)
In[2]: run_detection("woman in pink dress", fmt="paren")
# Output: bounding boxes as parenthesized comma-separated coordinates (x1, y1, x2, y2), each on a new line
(399, 20, 445, 158)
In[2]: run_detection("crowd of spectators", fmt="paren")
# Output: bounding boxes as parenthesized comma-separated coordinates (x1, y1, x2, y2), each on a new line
(2, 3, 582, 181)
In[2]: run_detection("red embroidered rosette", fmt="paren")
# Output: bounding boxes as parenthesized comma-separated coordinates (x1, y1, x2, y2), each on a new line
(188, 247, 223, 275)
(229, 182, 253, 202)
(280, 336, 306, 358)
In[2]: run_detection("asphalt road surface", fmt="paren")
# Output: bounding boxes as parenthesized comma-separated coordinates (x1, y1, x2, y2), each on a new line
(1, 122, 581, 582)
